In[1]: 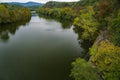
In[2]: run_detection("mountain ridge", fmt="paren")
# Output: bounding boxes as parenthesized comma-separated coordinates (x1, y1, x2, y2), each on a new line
(5, 1, 44, 7)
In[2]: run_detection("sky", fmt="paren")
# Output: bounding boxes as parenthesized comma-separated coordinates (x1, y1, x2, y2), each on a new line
(0, 0, 79, 3)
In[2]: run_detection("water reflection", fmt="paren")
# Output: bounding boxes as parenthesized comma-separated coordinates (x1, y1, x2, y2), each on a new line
(38, 15, 72, 29)
(60, 20, 72, 29)
(0, 20, 30, 42)
(73, 26, 93, 60)
(38, 15, 92, 60)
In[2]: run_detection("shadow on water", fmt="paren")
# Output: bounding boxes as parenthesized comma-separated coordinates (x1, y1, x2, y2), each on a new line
(73, 26, 93, 60)
(0, 20, 30, 43)
(38, 15, 73, 29)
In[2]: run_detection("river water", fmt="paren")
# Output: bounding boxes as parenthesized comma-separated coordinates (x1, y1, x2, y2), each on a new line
(0, 15, 86, 80)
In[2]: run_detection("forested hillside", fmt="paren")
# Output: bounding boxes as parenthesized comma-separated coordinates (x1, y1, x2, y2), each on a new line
(0, 4, 31, 24)
(37, 0, 120, 80)
(72, 0, 120, 80)
(43, 1, 76, 8)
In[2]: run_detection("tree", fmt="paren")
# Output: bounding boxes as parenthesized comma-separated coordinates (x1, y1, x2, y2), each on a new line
(73, 6, 99, 40)
(0, 4, 10, 23)
(90, 41, 120, 80)
(0, 4, 31, 24)
(70, 58, 100, 80)
(108, 9, 120, 46)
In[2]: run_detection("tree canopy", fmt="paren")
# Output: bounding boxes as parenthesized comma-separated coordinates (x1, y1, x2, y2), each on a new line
(0, 4, 31, 24)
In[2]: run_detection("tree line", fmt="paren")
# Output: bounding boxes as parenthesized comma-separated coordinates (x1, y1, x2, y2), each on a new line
(36, 7, 76, 21)
(0, 4, 31, 24)
(43, 1, 76, 8)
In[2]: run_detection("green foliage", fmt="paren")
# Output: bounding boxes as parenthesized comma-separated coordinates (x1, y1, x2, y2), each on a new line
(73, 0, 98, 7)
(108, 9, 120, 46)
(73, 6, 99, 40)
(0, 4, 31, 24)
(1, 3, 22, 10)
(37, 7, 75, 21)
(70, 58, 100, 80)
(90, 41, 120, 80)
(72, 0, 120, 79)
(43, 1, 76, 8)
(0, 4, 10, 23)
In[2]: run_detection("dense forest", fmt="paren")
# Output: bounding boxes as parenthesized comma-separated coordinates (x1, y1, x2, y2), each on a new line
(37, 0, 120, 80)
(0, 4, 31, 24)
(43, 1, 76, 8)
(36, 1, 78, 21)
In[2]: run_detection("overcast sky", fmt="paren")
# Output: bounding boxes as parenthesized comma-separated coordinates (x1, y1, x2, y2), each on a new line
(0, 0, 79, 3)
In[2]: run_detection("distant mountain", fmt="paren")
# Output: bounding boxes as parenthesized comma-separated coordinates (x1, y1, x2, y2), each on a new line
(6, 1, 44, 7)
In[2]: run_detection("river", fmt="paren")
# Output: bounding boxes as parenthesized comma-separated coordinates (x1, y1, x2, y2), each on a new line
(0, 15, 87, 80)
